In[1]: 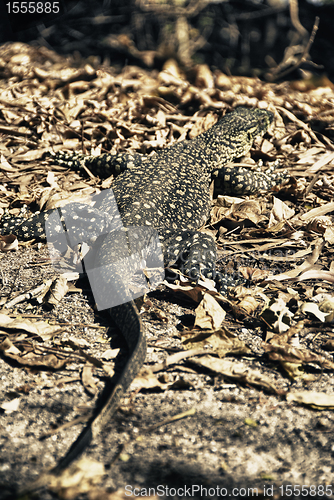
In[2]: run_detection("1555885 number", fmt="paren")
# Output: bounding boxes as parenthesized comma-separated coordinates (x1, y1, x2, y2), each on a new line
(279, 485, 333, 497)
(6, 2, 60, 14)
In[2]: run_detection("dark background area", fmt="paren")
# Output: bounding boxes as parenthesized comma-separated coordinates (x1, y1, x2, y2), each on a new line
(0, 0, 333, 81)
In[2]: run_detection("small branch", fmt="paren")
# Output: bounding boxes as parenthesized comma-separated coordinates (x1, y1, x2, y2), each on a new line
(144, 407, 196, 432)
(266, 16, 320, 82)
(289, 0, 308, 40)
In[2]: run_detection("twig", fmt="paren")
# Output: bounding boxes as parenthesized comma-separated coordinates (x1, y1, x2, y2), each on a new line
(4, 280, 52, 308)
(144, 407, 196, 432)
(289, 0, 308, 39)
(40, 412, 92, 439)
(266, 16, 320, 81)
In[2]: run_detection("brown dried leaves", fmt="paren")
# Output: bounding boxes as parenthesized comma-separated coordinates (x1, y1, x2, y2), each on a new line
(1, 42, 334, 406)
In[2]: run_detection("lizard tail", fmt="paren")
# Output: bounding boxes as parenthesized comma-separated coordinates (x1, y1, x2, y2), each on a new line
(16, 300, 146, 496)
(54, 300, 146, 473)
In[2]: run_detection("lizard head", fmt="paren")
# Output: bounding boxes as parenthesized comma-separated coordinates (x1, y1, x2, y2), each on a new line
(202, 107, 274, 168)
(235, 106, 274, 140)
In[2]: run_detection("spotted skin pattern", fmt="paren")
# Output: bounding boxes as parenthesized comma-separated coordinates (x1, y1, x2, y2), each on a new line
(1, 108, 289, 494)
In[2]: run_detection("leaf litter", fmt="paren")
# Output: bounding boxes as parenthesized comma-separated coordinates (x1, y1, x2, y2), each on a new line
(0, 42, 334, 494)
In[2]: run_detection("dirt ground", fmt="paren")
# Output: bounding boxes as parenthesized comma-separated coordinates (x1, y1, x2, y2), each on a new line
(1, 245, 334, 500)
(0, 42, 334, 500)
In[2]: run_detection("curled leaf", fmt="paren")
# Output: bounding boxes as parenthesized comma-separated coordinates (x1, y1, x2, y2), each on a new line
(0, 234, 18, 252)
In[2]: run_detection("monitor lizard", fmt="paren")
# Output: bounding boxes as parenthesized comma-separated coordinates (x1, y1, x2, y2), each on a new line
(0, 107, 288, 496)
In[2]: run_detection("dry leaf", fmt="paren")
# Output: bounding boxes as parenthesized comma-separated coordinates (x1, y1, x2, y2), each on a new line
(151, 348, 211, 373)
(211, 199, 264, 226)
(81, 363, 98, 395)
(263, 343, 334, 371)
(130, 367, 170, 391)
(194, 64, 214, 89)
(228, 286, 266, 317)
(0, 234, 18, 252)
(318, 298, 334, 322)
(182, 328, 250, 357)
(306, 216, 332, 234)
(268, 320, 304, 347)
(301, 302, 331, 322)
(298, 202, 334, 223)
(164, 278, 222, 302)
(164, 281, 205, 304)
(260, 297, 294, 333)
(322, 340, 334, 351)
(279, 361, 308, 380)
(194, 292, 225, 329)
(130, 367, 192, 392)
(43, 275, 69, 307)
(49, 457, 105, 500)
(189, 355, 281, 393)
(101, 348, 120, 360)
(1, 397, 20, 413)
(0, 337, 75, 369)
(0, 313, 61, 340)
(287, 391, 334, 410)
(268, 197, 295, 227)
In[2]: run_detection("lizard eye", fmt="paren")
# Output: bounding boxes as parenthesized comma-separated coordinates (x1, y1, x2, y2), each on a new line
(247, 126, 257, 142)
(247, 130, 253, 141)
